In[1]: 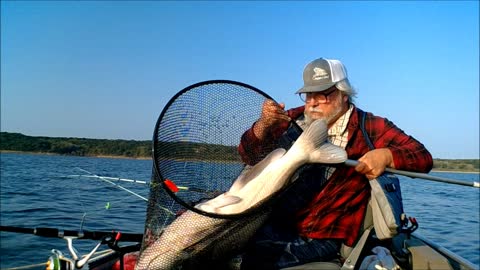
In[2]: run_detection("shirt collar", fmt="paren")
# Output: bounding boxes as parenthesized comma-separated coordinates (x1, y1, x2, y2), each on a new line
(328, 105, 354, 137)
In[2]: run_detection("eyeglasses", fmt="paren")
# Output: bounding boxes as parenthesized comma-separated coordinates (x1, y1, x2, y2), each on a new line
(299, 87, 338, 104)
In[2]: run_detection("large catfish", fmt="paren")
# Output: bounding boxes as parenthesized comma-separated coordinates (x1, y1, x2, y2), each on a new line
(135, 119, 347, 270)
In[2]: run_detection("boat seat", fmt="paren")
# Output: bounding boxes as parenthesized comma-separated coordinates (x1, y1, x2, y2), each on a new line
(281, 199, 375, 270)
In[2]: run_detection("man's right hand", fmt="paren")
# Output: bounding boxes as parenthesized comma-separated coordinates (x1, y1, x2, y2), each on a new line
(253, 99, 291, 139)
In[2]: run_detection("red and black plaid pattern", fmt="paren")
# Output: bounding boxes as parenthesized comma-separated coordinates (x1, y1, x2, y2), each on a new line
(238, 106, 433, 247)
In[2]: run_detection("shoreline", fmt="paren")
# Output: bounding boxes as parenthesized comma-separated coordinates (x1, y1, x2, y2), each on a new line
(1, 150, 479, 174)
(0, 150, 152, 160)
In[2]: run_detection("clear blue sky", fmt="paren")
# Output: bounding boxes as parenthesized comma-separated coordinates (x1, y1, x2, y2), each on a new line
(1, 1, 478, 159)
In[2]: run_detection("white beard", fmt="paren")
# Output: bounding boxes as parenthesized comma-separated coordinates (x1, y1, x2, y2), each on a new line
(304, 103, 343, 128)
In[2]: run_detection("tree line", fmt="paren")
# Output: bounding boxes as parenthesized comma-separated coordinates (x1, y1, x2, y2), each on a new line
(0, 132, 240, 161)
(1, 132, 478, 171)
(431, 159, 479, 172)
(0, 132, 151, 158)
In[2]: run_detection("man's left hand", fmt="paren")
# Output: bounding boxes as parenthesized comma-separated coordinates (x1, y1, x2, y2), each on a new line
(355, 148, 395, 180)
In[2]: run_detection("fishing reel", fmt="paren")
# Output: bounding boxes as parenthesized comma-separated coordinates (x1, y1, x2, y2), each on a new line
(46, 234, 117, 270)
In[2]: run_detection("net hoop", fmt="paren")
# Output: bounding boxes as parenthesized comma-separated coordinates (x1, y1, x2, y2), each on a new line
(152, 80, 276, 219)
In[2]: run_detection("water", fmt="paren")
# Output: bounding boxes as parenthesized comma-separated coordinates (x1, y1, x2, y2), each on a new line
(0, 153, 151, 269)
(1, 153, 479, 269)
(400, 170, 480, 267)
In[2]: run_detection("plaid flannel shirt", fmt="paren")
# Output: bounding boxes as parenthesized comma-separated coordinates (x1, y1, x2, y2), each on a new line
(238, 105, 432, 246)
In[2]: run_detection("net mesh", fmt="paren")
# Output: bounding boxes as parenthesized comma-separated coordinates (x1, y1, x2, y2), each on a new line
(138, 81, 278, 269)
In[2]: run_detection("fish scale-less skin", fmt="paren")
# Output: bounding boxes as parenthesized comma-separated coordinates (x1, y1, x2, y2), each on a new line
(135, 211, 224, 269)
(213, 120, 346, 215)
(135, 209, 270, 270)
(195, 148, 287, 213)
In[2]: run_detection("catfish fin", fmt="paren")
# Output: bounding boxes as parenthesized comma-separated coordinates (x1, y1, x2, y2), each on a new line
(308, 142, 347, 164)
(289, 119, 347, 164)
(296, 120, 328, 150)
(195, 194, 242, 213)
(214, 194, 242, 208)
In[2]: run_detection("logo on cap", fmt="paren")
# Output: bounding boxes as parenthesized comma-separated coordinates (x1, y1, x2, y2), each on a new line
(312, 67, 329, 81)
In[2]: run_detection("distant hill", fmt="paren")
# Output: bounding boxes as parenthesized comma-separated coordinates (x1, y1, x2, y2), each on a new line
(0, 132, 240, 162)
(1, 132, 479, 172)
(0, 132, 151, 158)
(430, 159, 479, 172)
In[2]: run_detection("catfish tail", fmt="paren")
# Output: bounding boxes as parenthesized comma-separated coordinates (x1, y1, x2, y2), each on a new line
(288, 119, 347, 164)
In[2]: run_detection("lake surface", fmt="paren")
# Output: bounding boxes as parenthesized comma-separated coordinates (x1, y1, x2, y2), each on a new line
(0, 153, 479, 269)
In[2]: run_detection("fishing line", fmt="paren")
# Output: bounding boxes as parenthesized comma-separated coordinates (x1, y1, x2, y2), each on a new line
(66, 173, 131, 229)
(63, 173, 95, 230)
(71, 168, 176, 216)
(65, 177, 145, 213)
(79, 213, 87, 231)
(67, 174, 149, 185)
(68, 175, 105, 213)
(71, 170, 159, 216)
(66, 174, 213, 193)
(73, 168, 149, 202)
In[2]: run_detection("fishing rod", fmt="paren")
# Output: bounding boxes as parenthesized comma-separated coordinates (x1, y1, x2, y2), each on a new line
(67, 174, 148, 184)
(68, 172, 213, 194)
(0, 225, 143, 242)
(73, 168, 149, 202)
(71, 168, 177, 216)
(344, 160, 480, 188)
(1, 225, 142, 270)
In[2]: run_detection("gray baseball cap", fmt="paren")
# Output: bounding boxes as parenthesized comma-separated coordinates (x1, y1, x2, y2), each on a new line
(296, 58, 349, 94)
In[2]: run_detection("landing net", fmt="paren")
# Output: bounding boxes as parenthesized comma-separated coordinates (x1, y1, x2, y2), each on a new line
(139, 80, 282, 269)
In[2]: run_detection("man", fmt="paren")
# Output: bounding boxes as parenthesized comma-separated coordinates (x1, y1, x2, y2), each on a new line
(238, 58, 433, 269)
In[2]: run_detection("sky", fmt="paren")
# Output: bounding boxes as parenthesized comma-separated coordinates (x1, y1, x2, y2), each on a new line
(1, 1, 478, 159)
